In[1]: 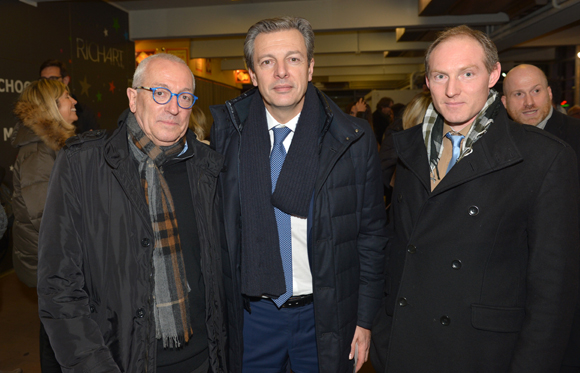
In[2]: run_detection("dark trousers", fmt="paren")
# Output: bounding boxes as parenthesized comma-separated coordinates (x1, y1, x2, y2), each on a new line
(242, 299, 318, 373)
(39, 323, 62, 373)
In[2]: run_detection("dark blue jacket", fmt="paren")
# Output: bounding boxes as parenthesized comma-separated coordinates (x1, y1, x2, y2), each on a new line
(211, 87, 387, 373)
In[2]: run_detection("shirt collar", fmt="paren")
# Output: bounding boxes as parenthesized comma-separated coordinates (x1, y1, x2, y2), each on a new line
(266, 108, 301, 131)
(177, 140, 188, 156)
(536, 106, 553, 130)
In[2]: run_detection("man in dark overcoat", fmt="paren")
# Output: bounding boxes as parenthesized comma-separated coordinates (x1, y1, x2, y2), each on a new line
(370, 25, 580, 372)
(211, 17, 387, 373)
(502, 63, 580, 372)
(37, 53, 227, 372)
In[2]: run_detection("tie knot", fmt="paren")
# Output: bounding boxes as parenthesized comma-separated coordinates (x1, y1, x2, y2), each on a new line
(445, 132, 464, 147)
(273, 127, 292, 146)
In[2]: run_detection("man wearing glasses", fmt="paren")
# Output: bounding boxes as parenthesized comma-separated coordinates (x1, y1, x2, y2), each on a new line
(37, 53, 228, 373)
(39, 59, 99, 133)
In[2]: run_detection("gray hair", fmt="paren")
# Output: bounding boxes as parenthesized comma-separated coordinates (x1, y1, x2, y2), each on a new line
(425, 25, 499, 77)
(244, 16, 315, 72)
(133, 53, 195, 91)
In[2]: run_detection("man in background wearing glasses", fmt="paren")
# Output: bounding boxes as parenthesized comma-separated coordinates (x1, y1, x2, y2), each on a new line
(37, 53, 228, 373)
(39, 59, 99, 133)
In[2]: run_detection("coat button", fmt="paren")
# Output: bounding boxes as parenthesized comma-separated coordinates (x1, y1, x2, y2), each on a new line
(451, 260, 462, 270)
(398, 298, 408, 307)
(136, 308, 145, 318)
(407, 245, 416, 254)
(468, 206, 479, 216)
(397, 194, 403, 202)
(89, 305, 96, 313)
(141, 238, 151, 247)
(440, 316, 451, 326)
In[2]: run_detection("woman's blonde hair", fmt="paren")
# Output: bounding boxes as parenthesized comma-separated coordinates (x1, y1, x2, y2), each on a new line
(188, 106, 209, 141)
(16, 79, 76, 135)
(402, 91, 432, 130)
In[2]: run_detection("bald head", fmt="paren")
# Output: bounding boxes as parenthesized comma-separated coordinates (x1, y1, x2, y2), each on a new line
(501, 64, 552, 126)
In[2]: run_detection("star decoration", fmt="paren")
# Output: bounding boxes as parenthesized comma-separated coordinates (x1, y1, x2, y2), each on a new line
(113, 18, 120, 32)
(96, 92, 102, 102)
(104, 28, 108, 37)
(109, 81, 116, 93)
(79, 76, 91, 97)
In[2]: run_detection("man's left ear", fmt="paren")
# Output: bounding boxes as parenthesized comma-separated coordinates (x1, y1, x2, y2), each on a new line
(308, 59, 314, 82)
(63, 76, 71, 86)
(548, 86, 553, 101)
(488, 62, 501, 88)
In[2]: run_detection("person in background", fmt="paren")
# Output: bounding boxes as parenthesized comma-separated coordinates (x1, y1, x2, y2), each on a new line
(372, 97, 394, 144)
(188, 106, 210, 145)
(37, 53, 227, 372)
(211, 16, 387, 373)
(502, 63, 580, 373)
(11, 79, 77, 372)
(371, 25, 579, 372)
(347, 98, 373, 128)
(568, 105, 580, 119)
(39, 59, 99, 133)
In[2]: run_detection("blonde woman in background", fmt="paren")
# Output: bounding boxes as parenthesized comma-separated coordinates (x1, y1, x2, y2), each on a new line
(401, 91, 432, 130)
(11, 79, 77, 372)
(189, 106, 210, 145)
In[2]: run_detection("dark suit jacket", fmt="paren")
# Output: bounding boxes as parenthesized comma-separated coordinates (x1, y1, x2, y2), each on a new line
(378, 105, 579, 372)
(544, 110, 580, 369)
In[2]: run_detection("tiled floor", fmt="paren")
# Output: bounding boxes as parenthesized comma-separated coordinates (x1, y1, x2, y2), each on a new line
(0, 270, 40, 372)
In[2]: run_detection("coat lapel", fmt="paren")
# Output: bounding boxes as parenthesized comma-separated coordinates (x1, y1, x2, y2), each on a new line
(104, 119, 152, 231)
(394, 125, 431, 192)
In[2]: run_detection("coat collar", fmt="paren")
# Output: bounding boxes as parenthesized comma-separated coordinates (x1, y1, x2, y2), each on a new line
(103, 109, 224, 228)
(219, 85, 366, 193)
(395, 105, 523, 196)
(12, 100, 75, 151)
(544, 109, 566, 138)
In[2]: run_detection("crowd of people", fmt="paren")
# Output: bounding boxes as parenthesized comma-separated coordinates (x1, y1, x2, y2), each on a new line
(1, 15, 580, 373)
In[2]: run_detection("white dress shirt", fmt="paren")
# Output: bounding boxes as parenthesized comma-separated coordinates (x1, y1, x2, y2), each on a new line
(266, 109, 313, 296)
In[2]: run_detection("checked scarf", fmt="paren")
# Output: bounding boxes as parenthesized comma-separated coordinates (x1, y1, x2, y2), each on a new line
(422, 89, 501, 182)
(126, 113, 192, 348)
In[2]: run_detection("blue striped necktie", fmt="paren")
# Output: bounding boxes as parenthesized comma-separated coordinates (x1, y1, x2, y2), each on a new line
(271, 127, 293, 307)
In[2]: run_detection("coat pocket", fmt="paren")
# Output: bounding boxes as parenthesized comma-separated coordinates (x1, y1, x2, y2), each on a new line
(471, 304, 525, 333)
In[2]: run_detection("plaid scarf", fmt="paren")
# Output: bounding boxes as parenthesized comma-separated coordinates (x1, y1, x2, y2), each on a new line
(422, 89, 501, 182)
(126, 113, 192, 348)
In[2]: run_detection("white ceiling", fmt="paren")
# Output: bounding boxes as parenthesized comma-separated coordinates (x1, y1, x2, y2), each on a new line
(103, 0, 580, 90)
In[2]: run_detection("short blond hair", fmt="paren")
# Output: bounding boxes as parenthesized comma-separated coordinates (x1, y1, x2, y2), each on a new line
(425, 25, 499, 77)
